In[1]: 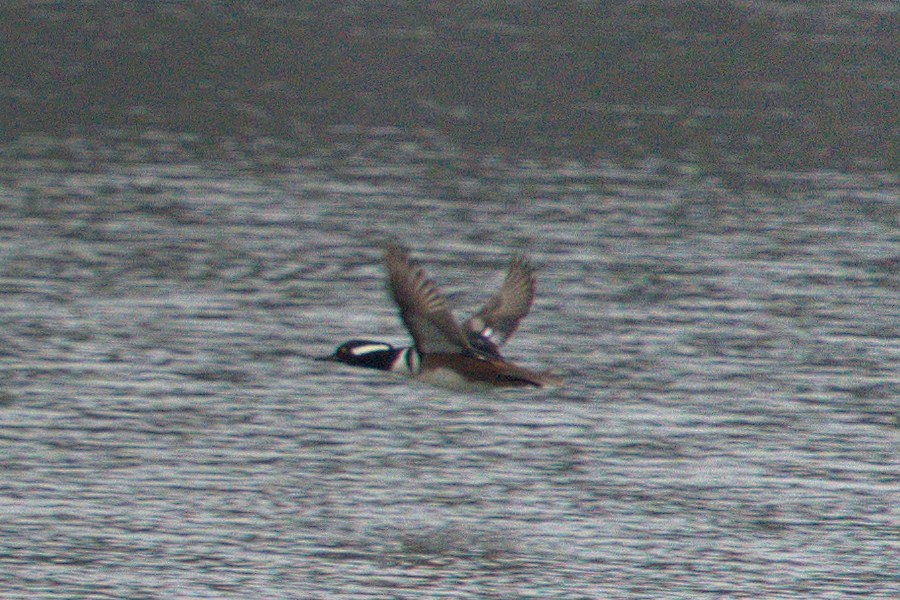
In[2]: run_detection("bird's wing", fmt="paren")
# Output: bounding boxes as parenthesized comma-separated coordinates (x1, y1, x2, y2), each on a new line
(384, 243, 473, 355)
(464, 254, 536, 354)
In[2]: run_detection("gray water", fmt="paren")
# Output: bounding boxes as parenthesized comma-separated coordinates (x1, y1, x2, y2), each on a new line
(0, 150, 896, 598)
(1, 1, 898, 598)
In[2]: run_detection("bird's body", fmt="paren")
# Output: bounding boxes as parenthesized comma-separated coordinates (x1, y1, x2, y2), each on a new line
(319, 244, 555, 391)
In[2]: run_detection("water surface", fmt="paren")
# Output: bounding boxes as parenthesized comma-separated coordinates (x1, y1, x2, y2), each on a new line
(0, 1, 897, 597)
(0, 152, 896, 598)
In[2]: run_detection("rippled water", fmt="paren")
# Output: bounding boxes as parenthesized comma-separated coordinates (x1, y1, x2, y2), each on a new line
(0, 151, 896, 598)
(1, 0, 898, 596)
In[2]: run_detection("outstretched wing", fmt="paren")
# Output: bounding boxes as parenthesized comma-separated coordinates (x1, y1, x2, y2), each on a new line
(464, 254, 536, 355)
(384, 243, 473, 355)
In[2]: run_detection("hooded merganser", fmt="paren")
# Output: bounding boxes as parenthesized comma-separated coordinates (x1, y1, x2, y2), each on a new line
(318, 243, 556, 390)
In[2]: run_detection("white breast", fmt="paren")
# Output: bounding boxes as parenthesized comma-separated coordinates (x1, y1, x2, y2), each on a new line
(415, 367, 491, 392)
(390, 347, 420, 376)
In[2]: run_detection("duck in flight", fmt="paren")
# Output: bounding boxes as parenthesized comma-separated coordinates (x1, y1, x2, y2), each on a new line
(318, 243, 555, 390)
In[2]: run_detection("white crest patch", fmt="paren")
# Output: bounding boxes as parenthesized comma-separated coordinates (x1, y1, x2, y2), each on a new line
(350, 343, 392, 356)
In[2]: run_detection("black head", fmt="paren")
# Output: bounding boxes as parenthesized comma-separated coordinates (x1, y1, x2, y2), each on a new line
(317, 340, 398, 371)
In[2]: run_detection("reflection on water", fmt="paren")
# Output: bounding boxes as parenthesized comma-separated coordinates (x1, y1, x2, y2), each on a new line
(0, 143, 896, 597)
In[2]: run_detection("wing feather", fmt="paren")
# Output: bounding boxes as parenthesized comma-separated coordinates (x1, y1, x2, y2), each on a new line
(464, 254, 536, 354)
(384, 244, 473, 354)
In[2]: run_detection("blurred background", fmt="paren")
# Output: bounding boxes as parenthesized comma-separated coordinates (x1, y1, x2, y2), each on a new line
(1, 1, 896, 170)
